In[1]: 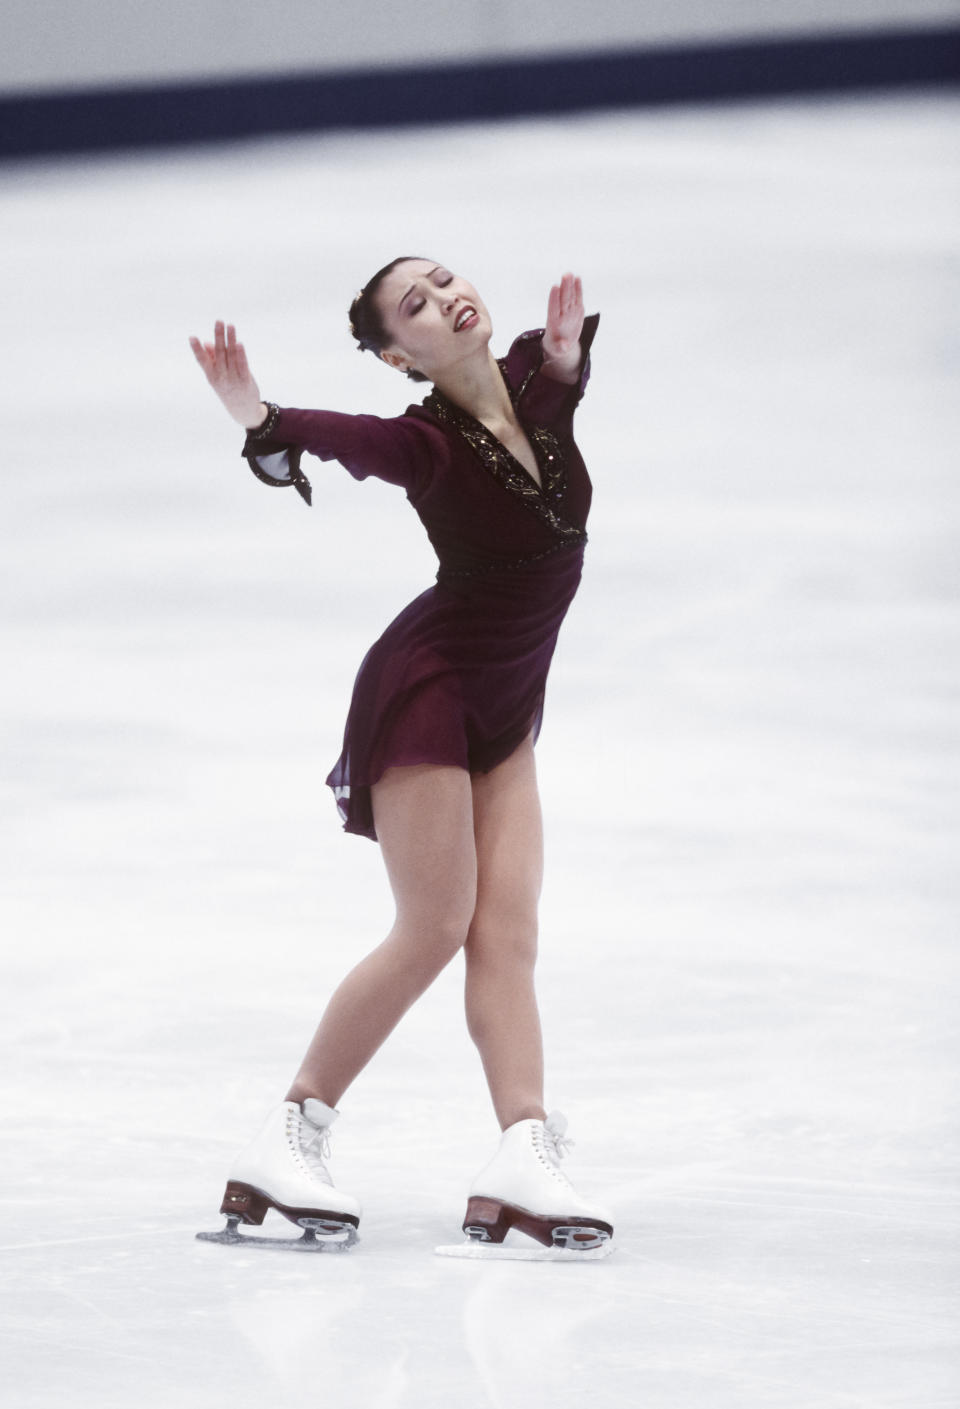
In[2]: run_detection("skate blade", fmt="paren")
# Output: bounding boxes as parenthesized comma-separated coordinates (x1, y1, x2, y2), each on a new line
(196, 1215, 358, 1253)
(436, 1225, 614, 1262)
(435, 1239, 614, 1262)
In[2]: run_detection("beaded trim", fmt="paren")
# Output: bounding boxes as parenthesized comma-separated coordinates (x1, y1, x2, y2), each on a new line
(422, 367, 585, 544)
(511, 354, 540, 407)
(246, 401, 281, 440)
(436, 538, 584, 581)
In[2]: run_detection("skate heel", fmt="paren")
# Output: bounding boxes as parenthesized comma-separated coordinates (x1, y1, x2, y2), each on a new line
(462, 1196, 515, 1244)
(220, 1181, 270, 1226)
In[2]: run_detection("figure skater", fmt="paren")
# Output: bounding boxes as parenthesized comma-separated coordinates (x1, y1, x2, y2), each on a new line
(189, 259, 613, 1256)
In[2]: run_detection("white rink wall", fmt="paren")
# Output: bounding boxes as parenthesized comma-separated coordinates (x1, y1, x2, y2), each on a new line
(3, 0, 958, 94)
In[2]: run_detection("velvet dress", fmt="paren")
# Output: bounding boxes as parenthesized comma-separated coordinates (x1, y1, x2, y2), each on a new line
(242, 314, 599, 841)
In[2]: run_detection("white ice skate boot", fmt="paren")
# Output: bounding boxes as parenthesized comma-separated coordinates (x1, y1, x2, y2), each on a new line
(196, 1099, 361, 1252)
(437, 1111, 614, 1261)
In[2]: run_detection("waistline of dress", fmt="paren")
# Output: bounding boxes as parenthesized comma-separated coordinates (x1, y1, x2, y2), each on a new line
(435, 535, 586, 585)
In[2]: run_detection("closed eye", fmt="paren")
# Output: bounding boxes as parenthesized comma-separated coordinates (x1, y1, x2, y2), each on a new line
(407, 271, 454, 315)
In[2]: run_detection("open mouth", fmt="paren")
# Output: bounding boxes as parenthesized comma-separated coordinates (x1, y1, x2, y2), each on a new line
(454, 306, 478, 332)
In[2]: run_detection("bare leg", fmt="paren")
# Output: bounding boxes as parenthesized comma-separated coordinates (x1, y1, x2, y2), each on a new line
(464, 735, 548, 1131)
(286, 763, 477, 1107)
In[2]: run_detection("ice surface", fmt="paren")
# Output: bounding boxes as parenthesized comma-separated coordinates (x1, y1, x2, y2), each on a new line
(1, 94, 959, 1408)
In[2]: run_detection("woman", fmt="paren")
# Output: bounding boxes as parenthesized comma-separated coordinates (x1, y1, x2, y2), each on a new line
(189, 259, 613, 1256)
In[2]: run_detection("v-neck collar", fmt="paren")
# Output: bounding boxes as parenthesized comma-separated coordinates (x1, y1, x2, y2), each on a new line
(421, 367, 584, 543)
(428, 360, 542, 479)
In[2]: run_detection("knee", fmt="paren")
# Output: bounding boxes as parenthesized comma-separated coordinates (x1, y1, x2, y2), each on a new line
(395, 894, 475, 969)
(466, 905, 539, 970)
(432, 905, 475, 961)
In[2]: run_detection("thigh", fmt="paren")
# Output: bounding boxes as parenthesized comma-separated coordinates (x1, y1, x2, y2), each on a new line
(468, 735, 544, 951)
(372, 763, 478, 936)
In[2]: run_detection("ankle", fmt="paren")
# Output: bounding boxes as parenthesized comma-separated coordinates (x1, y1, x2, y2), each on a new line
(499, 1103, 547, 1131)
(284, 1083, 339, 1109)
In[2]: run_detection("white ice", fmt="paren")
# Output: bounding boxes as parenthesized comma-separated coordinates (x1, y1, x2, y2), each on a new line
(1, 93, 958, 1408)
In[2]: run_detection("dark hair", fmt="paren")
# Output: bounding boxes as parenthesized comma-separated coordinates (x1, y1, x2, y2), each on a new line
(348, 256, 430, 382)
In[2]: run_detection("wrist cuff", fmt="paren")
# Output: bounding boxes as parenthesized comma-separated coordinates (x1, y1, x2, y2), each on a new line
(246, 401, 280, 439)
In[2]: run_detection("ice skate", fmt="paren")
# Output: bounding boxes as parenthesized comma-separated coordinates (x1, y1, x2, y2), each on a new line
(436, 1111, 614, 1261)
(197, 1099, 361, 1252)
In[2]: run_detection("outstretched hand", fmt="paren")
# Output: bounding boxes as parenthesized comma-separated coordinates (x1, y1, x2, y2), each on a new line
(541, 273, 584, 382)
(188, 321, 267, 428)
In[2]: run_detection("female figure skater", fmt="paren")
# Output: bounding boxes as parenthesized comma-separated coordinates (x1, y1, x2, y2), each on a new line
(189, 259, 613, 1255)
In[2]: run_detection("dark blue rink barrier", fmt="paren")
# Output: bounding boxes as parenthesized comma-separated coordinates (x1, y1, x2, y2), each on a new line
(2, 24, 959, 159)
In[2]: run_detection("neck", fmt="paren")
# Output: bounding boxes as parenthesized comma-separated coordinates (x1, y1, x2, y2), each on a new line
(431, 347, 514, 425)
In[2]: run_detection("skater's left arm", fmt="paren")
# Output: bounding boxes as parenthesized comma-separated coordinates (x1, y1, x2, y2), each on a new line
(540, 274, 585, 385)
(507, 273, 598, 429)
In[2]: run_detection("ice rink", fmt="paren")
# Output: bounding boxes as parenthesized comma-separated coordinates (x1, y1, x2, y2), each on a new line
(2, 91, 958, 1406)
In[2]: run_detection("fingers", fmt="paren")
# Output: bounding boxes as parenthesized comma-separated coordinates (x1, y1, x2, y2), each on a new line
(188, 321, 248, 382)
(207, 320, 235, 371)
(224, 321, 251, 380)
(548, 273, 583, 314)
(546, 272, 584, 342)
(187, 322, 227, 373)
(188, 334, 219, 387)
(226, 320, 239, 373)
(556, 272, 582, 314)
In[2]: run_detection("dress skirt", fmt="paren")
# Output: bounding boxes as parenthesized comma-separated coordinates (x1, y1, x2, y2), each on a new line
(325, 542, 585, 841)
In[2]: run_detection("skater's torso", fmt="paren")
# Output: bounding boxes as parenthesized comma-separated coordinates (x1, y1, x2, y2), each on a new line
(246, 316, 599, 588)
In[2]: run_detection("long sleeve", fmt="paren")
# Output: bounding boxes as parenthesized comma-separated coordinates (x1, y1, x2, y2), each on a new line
(504, 313, 600, 430)
(241, 407, 435, 506)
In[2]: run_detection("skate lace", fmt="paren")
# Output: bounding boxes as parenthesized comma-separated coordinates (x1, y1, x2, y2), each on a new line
(536, 1115, 575, 1171)
(547, 1128, 574, 1161)
(298, 1118, 334, 1186)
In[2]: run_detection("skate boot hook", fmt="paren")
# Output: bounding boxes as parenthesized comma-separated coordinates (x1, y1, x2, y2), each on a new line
(197, 1099, 361, 1252)
(437, 1111, 615, 1261)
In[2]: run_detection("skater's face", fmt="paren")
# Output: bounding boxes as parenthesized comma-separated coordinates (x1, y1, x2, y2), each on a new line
(374, 259, 492, 381)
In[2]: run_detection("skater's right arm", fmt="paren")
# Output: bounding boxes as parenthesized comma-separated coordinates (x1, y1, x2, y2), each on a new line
(189, 321, 433, 500)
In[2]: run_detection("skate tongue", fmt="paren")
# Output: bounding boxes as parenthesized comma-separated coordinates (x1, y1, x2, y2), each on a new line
(302, 1098, 339, 1129)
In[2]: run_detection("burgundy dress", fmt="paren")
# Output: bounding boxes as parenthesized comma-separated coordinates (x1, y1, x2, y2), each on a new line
(242, 314, 599, 841)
